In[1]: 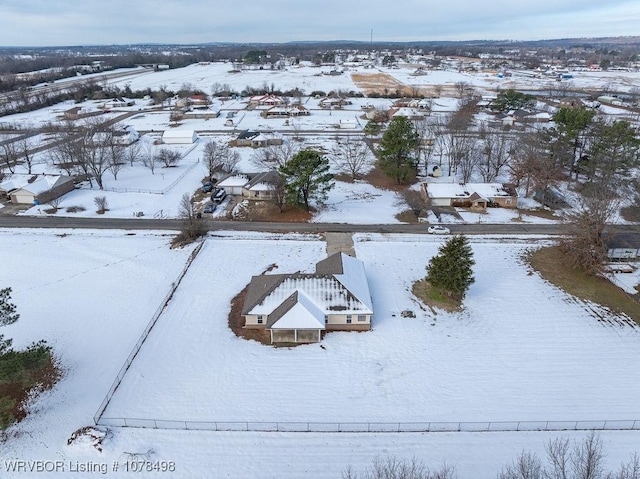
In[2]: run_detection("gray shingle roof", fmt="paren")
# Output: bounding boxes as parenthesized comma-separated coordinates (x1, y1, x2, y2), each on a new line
(241, 274, 287, 314)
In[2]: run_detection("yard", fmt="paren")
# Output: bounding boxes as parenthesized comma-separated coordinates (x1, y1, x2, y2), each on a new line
(0, 230, 639, 478)
(102, 234, 640, 425)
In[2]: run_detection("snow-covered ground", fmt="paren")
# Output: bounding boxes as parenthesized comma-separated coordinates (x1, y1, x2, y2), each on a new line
(1, 229, 638, 478)
(2, 61, 638, 225)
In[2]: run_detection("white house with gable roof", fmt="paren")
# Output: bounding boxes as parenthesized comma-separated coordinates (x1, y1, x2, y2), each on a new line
(242, 253, 373, 343)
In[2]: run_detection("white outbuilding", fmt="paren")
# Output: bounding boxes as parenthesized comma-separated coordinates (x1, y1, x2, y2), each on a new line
(162, 129, 198, 144)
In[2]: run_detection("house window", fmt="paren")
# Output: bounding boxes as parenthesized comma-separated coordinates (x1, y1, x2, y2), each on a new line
(257, 315, 263, 324)
(357, 315, 367, 322)
(346, 318, 352, 324)
(506, 198, 512, 205)
(325, 315, 328, 324)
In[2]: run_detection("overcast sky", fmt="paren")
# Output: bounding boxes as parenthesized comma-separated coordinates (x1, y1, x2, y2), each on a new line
(2, 0, 640, 46)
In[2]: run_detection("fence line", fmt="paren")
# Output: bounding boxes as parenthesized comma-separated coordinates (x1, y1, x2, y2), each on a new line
(93, 241, 205, 425)
(94, 418, 640, 433)
(102, 160, 199, 195)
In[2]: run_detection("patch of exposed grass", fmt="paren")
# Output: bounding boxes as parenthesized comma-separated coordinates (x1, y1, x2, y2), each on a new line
(240, 201, 312, 223)
(519, 208, 559, 220)
(620, 206, 640, 223)
(363, 164, 410, 192)
(412, 278, 462, 313)
(0, 341, 60, 429)
(528, 245, 640, 324)
(395, 209, 420, 224)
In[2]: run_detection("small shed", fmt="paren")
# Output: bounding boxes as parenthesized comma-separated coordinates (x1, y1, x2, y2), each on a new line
(339, 119, 357, 129)
(162, 129, 198, 144)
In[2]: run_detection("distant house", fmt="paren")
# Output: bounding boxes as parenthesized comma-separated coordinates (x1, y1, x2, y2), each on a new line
(319, 96, 352, 109)
(230, 130, 284, 148)
(216, 174, 249, 196)
(242, 253, 373, 344)
(63, 106, 103, 121)
(8, 175, 75, 205)
(249, 94, 283, 106)
(102, 97, 135, 109)
(242, 171, 281, 199)
(604, 233, 640, 261)
(162, 129, 198, 144)
(422, 181, 518, 209)
(216, 171, 281, 199)
(93, 126, 139, 146)
(188, 94, 210, 109)
(261, 104, 309, 118)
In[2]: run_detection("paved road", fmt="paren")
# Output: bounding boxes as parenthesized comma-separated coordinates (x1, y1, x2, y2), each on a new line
(0, 215, 638, 236)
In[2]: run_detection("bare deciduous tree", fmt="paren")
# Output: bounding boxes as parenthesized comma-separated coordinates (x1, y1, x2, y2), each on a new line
(331, 136, 370, 180)
(94, 195, 109, 213)
(202, 140, 240, 177)
(343, 456, 456, 479)
(140, 140, 159, 175)
(251, 138, 299, 170)
(156, 148, 182, 168)
(268, 174, 287, 213)
(174, 193, 206, 245)
(498, 451, 542, 479)
(125, 141, 142, 167)
(0, 141, 19, 174)
(498, 433, 608, 479)
(15, 136, 40, 174)
(478, 126, 514, 182)
(401, 189, 430, 218)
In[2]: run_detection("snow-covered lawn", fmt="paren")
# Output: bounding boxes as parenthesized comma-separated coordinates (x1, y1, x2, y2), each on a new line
(103, 234, 640, 425)
(1, 230, 639, 478)
(311, 181, 402, 224)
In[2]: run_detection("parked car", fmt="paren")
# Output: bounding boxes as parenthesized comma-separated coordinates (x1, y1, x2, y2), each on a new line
(212, 189, 227, 203)
(203, 202, 216, 214)
(201, 182, 213, 193)
(427, 225, 451, 235)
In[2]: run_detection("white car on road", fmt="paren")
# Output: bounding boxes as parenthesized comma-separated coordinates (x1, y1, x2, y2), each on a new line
(427, 225, 451, 235)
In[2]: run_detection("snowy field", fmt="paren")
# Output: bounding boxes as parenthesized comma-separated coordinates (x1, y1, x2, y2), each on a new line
(0, 230, 639, 478)
(103, 234, 640, 425)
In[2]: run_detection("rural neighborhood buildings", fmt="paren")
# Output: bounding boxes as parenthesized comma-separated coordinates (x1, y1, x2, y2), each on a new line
(242, 253, 373, 343)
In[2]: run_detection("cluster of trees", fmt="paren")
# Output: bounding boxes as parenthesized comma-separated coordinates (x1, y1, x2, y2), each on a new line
(344, 433, 640, 479)
(373, 97, 638, 275)
(40, 120, 186, 190)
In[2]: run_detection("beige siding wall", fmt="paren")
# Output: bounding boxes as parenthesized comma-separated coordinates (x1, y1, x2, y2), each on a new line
(244, 314, 267, 329)
(492, 196, 517, 209)
(326, 313, 371, 330)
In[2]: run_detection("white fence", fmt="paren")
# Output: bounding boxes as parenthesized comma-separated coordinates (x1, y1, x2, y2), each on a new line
(93, 241, 205, 425)
(102, 142, 200, 195)
(102, 160, 199, 195)
(95, 418, 640, 433)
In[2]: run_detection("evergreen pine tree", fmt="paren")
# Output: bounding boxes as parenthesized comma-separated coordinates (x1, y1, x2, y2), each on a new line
(426, 235, 475, 299)
(279, 149, 334, 211)
(0, 287, 19, 326)
(377, 116, 419, 184)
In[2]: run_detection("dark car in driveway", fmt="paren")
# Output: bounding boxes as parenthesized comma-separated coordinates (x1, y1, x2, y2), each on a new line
(201, 182, 213, 193)
(203, 202, 216, 214)
(212, 188, 227, 203)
